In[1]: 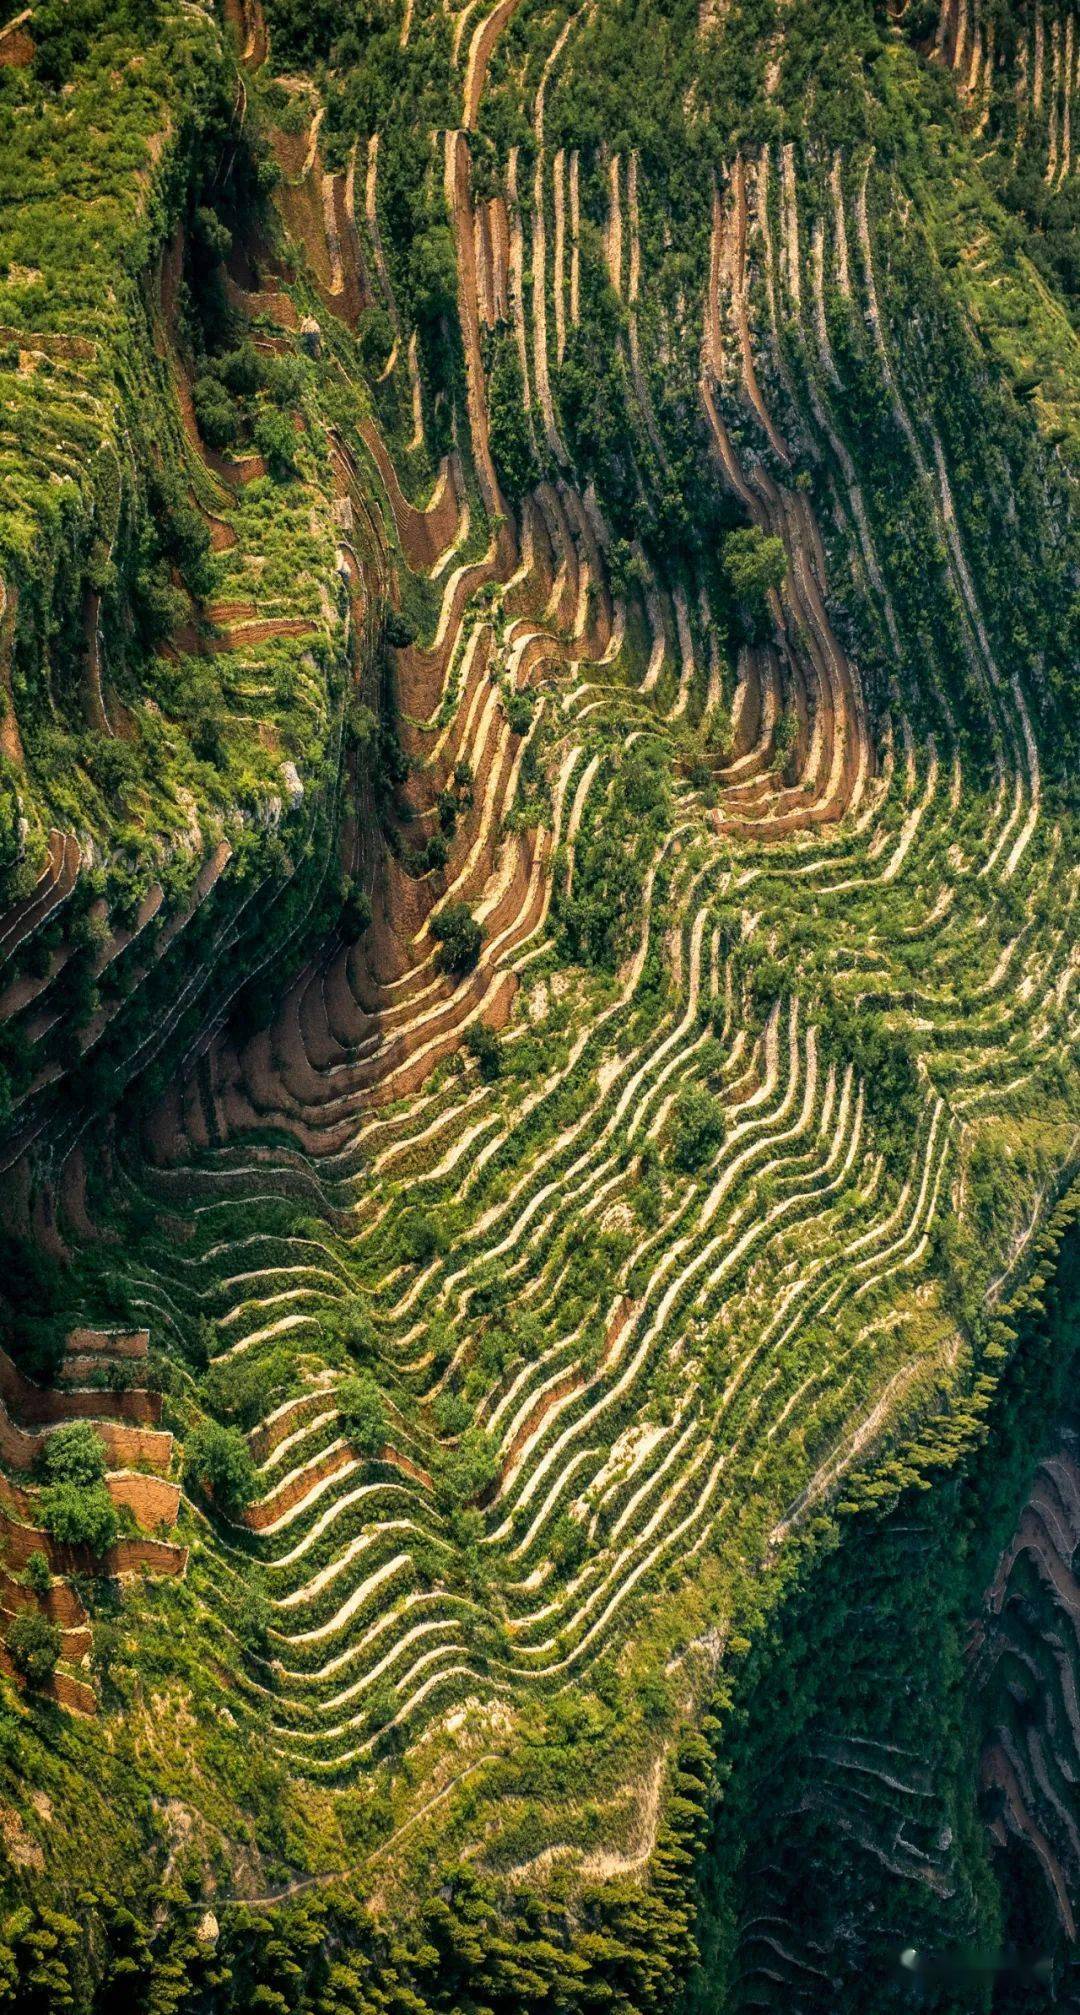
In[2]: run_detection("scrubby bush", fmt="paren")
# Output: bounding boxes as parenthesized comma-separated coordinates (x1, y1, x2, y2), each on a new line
(192, 374, 240, 452)
(253, 406, 298, 476)
(435, 1427, 499, 1511)
(723, 525, 786, 615)
(465, 1022, 502, 1081)
(670, 1087, 726, 1172)
(8, 1613, 61, 1687)
(40, 1422, 106, 1486)
(24, 1553, 51, 1596)
(182, 1421, 257, 1515)
(432, 902, 482, 976)
(40, 1482, 118, 1555)
(236, 1579, 272, 1653)
(338, 1373, 387, 1457)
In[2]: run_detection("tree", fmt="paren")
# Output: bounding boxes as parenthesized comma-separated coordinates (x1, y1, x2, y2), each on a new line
(723, 526, 786, 608)
(412, 225, 458, 324)
(192, 374, 239, 453)
(24, 1553, 51, 1596)
(399, 1209, 442, 1265)
(216, 341, 262, 397)
(436, 1427, 499, 1512)
(324, 1297, 377, 1360)
(505, 688, 534, 736)
(488, 335, 537, 500)
(7, 1614, 61, 1687)
(253, 407, 298, 477)
(341, 879, 373, 939)
(432, 902, 483, 976)
(337, 1373, 387, 1458)
(38, 1423, 117, 1556)
(40, 1422, 106, 1486)
(40, 1479, 118, 1553)
(358, 305, 394, 377)
(671, 1087, 726, 1172)
(182, 1421, 256, 1516)
(466, 1022, 501, 1081)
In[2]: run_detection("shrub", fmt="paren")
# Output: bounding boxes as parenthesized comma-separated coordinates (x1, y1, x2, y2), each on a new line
(337, 1373, 387, 1458)
(182, 1421, 257, 1515)
(432, 901, 482, 976)
(40, 1422, 106, 1486)
(7, 1613, 61, 1687)
(723, 526, 787, 606)
(398, 1210, 441, 1265)
(341, 880, 372, 938)
(253, 407, 298, 476)
(465, 1023, 502, 1081)
(236, 1580, 272, 1653)
(192, 374, 240, 452)
(24, 1553, 51, 1596)
(436, 1427, 499, 1511)
(505, 689, 534, 736)
(40, 1482, 118, 1556)
(670, 1087, 726, 1172)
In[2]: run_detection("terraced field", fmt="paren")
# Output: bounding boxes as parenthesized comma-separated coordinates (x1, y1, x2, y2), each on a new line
(0, 0, 1078, 2007)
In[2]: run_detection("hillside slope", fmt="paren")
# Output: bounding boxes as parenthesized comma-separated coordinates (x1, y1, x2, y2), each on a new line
(0, 0, 1077, 2008)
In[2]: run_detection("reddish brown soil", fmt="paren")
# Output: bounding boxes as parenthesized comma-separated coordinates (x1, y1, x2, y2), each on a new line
(107, 1473, 180, 1530)
(0, 1645, 96, 1715)
(0, 1345, 162, 1430)
(243, 1440, 431, 1531)
(0, 21, 33, 67)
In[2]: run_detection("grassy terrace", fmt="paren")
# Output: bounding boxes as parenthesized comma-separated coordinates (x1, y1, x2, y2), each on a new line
(0, 0, 350, 1162)
(0, 0, 1077, 2008)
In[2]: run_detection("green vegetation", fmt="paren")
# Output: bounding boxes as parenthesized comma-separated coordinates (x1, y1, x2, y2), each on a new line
(39, 1484, 118, 1556)
(37, 1425, 118, 1555)
(0, 0, 1077, 2006)
(182, 1420, 257, 1515)
(6, 1613, 61, 1688)
(670, 1088, 725, 1174)
(721, 528, 785, 606)
(432, 901, 483, 975)
(337, 1372, 387, 1457)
